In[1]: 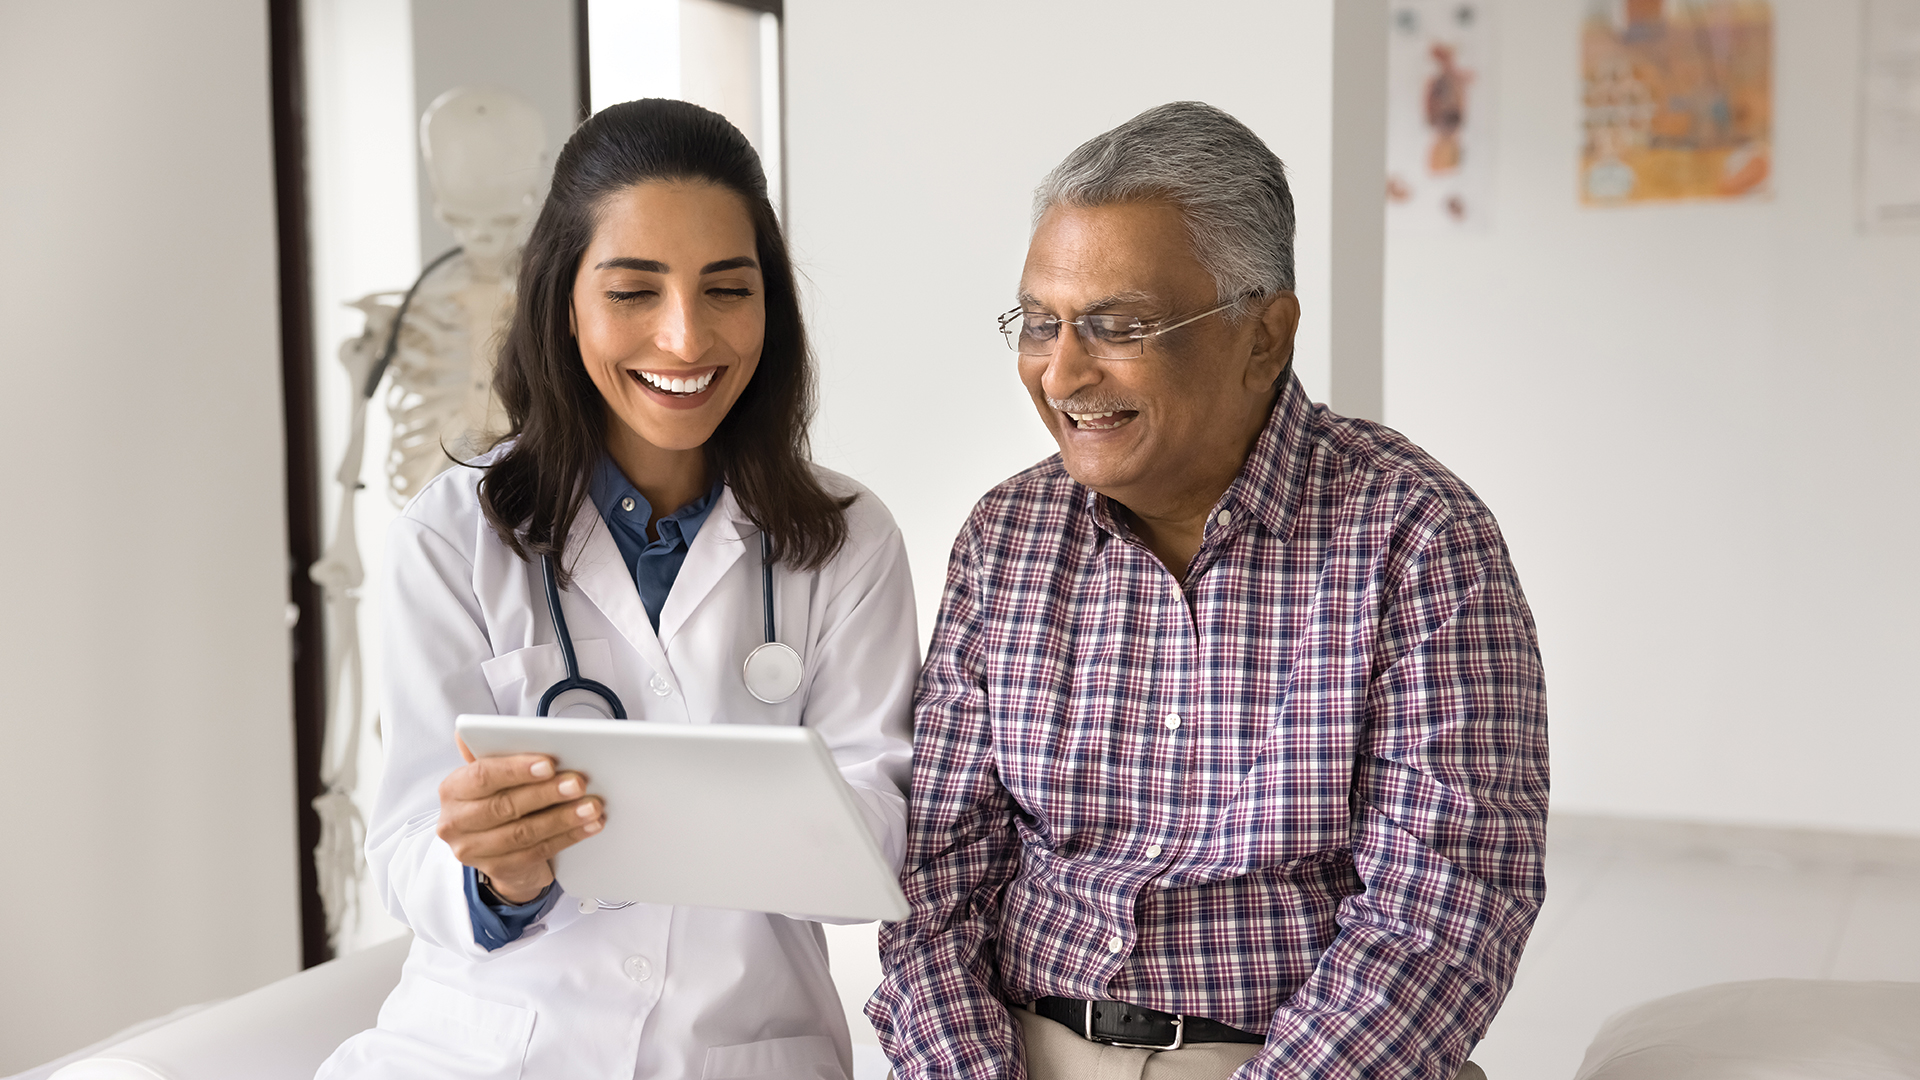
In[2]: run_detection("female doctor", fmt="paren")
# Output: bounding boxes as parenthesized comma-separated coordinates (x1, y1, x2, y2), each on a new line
(318, 100, 916, 1080)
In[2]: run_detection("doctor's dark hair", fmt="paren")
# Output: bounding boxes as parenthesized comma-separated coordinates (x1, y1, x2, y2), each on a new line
(479, 98, 850, 578)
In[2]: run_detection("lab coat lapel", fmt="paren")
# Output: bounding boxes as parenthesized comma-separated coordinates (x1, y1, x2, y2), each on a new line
(656, 485, 754, 648)
(564, 509, 675, 678)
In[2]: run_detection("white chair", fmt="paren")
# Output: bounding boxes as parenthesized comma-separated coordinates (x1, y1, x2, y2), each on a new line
(10, 935, 410, 1080)
(1572, 979, 1920, 1080)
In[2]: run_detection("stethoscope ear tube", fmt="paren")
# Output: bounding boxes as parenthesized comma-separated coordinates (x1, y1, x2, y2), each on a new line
(537, 553, 628, 719)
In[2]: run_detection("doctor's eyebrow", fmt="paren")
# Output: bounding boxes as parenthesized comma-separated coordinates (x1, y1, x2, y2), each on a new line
(595, 257, 667, 272)
(592, 256, 760, 273)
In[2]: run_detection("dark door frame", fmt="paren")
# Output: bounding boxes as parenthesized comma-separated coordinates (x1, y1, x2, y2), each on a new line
(267, 0, 331, 970)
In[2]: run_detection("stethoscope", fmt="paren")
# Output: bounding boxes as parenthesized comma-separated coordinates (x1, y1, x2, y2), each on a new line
(535, 532, 804, 717)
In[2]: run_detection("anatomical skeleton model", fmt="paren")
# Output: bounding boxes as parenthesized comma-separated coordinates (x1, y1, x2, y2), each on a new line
(307, 88, 548, 952)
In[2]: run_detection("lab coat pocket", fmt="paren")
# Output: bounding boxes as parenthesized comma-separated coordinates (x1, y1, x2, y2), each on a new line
(701, 1034, 849, 1080)
(480, 639, 616, 717)
(371, 972, 535, 1079)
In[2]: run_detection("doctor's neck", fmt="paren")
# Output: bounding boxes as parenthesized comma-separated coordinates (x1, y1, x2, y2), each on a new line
(604, 422, 711, 532)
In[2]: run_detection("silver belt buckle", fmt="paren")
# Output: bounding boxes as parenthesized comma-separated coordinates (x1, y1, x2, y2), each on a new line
(1083, 1000, 1186, 1051)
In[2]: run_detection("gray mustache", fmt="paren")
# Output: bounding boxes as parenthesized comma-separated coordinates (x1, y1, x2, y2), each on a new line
(1046, 395, 1140, 413)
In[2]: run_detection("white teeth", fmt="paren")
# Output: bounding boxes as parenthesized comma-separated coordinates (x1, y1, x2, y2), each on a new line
(638, 370, 717, 394)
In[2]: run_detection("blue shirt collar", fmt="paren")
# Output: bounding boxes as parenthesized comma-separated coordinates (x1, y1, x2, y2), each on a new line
(588, 453, 723, 549)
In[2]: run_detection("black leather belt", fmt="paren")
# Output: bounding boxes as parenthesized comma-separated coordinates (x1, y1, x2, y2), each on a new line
(1030, 996, 1265, 1049)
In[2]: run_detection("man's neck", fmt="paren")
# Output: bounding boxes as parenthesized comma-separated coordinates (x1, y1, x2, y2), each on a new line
(1104, 389, 1279, 585)
(1109, 463, 1240, 586)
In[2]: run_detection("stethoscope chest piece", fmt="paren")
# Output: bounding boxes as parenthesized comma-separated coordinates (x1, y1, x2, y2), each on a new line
(744, 531, 802, 704)
(742, 641, 803, 704)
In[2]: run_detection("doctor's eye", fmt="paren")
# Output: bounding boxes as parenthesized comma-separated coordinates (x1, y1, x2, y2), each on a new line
(708, 287, 754, 300)
(606, 289, 655, 303)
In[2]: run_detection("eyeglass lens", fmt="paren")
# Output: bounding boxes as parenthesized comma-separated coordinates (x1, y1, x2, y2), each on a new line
(1006, 312, 1146, 359)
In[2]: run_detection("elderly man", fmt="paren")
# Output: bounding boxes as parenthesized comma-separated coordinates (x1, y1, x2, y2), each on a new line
(869, 102, 1548, 1080)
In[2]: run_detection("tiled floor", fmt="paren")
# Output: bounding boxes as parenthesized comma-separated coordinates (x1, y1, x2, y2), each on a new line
(826, 814, 1920, 1080)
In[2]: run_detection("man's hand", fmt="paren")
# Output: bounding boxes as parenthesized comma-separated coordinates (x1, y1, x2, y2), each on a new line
(437, 737, 604, 904)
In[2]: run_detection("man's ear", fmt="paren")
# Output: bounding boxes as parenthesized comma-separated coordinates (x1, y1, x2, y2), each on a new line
(1245, 291, 1300, 391)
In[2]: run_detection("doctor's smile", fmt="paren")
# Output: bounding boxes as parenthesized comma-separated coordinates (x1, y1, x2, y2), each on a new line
(630, 365, 721, 400)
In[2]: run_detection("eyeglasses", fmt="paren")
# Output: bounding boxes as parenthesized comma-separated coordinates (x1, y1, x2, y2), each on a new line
(996, 296, 1244, 359)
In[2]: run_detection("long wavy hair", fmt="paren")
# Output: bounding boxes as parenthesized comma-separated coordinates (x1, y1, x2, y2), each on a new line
(479, 99, 849, 579)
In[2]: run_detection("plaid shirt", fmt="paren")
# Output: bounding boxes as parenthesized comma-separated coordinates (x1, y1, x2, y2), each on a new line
(870, 376, 1548, 1080)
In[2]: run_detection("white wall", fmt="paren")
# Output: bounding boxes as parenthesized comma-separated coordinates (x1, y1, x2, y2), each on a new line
(786, 0, 1375, 644)
(0, 1, 301, 1071)
(1384, 0, 1920, 835)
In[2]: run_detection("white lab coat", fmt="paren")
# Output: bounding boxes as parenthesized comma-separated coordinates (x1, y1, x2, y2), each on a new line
(317, 452, 917, 1080)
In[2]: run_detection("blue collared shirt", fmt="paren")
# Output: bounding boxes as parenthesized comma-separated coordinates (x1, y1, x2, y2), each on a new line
(464, 455, 724, 949)
(587, 453, 723, 632)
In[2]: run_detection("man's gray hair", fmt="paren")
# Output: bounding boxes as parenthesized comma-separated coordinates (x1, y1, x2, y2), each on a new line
(1033, 102, 1295, 315)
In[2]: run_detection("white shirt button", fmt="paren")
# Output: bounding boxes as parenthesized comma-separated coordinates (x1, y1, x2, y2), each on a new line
(1164, 712, 1182, 731)
(649, 673, 672, 696)
(622, 954, 653, 982)
(577, 898, 595, 914)
(1106, 934, 1124, 954)
(621, 496, 635, 512)
(1146, 844, 1162, 858)
(1216, 509, 1232, 527)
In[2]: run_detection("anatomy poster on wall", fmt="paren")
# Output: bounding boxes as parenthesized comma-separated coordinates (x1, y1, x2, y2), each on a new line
(1859, 0, 1920, 232)
(1580, 0, 1773, 205)
(1387, 1, 1495, 231)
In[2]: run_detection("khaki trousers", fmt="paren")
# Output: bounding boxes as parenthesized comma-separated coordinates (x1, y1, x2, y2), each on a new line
(1012, 1008, 1489, 1080)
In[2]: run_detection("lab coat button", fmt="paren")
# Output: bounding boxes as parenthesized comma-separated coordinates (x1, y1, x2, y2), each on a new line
(1163, 713, 1182, 731)
(578, 898, 595, 914)
(622, 954, 653, 982)
(1106, 935, 1124, 954)
(649, 673, 672, 696)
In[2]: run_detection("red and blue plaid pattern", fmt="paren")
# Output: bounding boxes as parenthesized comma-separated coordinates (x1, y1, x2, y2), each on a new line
(870, 377, 1549, 1080)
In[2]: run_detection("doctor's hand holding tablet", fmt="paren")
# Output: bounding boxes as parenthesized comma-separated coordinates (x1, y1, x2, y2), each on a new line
(435, 739, 600, 906)
(319, 98, 918, 1080)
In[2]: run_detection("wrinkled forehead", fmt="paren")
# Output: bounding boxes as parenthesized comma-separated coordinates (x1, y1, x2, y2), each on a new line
(1019, 198, 1206, 309)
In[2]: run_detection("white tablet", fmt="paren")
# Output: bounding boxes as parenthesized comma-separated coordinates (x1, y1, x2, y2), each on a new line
(454, 714, 909, 922)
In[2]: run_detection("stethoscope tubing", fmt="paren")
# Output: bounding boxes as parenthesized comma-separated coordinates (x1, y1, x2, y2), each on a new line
(537, 553, 629, 719)
(760, 532, 776, 643)
(536, 529, 801, 717)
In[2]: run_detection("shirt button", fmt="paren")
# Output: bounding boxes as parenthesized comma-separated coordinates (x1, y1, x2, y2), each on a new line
(577, 898, 595, 914)
(1146, 844, 1162, 858)
(1106, 935, 1124, 954)
(621, 496, 635, 512)
(1216, 509, 1232, 527)
(1164, 712, 1182, 731)
(622, 954, 653, 982)
(649, 673, 672, 696)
